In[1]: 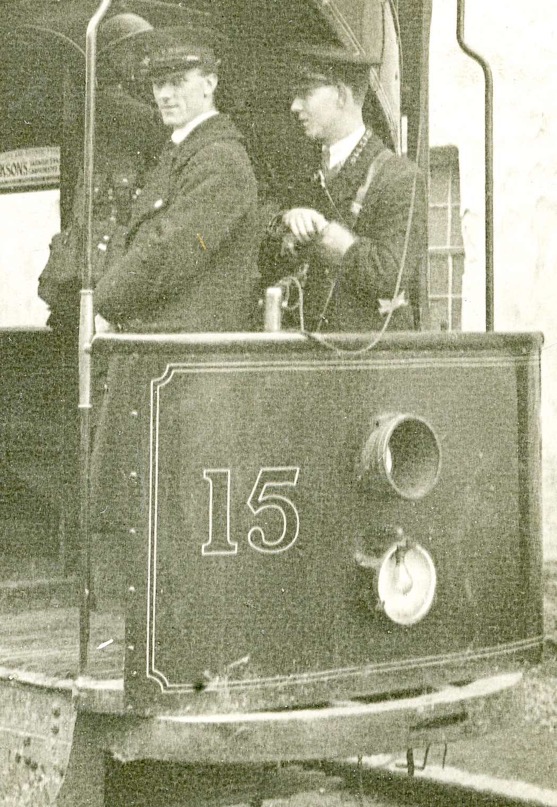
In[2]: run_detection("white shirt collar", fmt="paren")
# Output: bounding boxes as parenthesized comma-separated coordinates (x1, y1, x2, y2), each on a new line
(171, 110, 219, 145)
(323, 124, 367, 170)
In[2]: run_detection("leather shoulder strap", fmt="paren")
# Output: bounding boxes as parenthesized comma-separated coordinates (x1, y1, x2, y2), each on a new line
(349, 148, 394, 223)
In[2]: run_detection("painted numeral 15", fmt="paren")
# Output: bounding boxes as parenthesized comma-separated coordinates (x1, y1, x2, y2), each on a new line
(202, 467, 300, 556)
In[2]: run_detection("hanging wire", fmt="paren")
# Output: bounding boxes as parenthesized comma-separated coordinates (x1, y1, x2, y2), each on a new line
(277, 274, 306, 332)
(16, 25, 87, 57)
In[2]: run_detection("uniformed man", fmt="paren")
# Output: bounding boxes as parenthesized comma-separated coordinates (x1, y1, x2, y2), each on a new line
(93, 27, 260, 332)
(259, 47, 427, 333)
(89, 28, 260, 591)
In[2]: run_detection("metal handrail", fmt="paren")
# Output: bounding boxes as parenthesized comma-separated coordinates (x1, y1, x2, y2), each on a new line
(78, 0, 113, 673)
(456, 0, 494, 331)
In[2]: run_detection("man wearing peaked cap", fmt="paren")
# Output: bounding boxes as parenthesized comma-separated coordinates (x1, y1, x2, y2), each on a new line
(259, 45, 427, 333)
(93, 25, 259, 333)
(136, 28, 222, 79)
(90, 26, 260, 558)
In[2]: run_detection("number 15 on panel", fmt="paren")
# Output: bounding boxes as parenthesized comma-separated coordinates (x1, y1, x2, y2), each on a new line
(202, 467, 301, 556)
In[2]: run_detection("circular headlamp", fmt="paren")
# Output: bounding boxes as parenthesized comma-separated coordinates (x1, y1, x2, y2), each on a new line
(358, 414, 441, 500)
(376, 542, 437, 626)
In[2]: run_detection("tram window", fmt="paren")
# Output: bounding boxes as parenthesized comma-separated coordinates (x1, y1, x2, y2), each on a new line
(0, 48, 63, 328)
(428, 145, 465, 331)
(0, 157, 59, 328)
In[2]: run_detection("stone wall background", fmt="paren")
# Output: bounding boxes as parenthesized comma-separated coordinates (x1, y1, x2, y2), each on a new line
(429, 0, 557, 559)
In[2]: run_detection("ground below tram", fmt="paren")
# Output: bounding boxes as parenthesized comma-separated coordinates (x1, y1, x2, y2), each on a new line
(104, 754, 557, 807)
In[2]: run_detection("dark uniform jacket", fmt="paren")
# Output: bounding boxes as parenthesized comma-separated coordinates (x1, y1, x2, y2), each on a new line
(260, 130, 427, 332)
(94, 113, 260, 332)
(90, 114, 260, 550)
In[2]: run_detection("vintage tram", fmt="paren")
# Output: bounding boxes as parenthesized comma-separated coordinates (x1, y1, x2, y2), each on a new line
(0, 1, 543, 805)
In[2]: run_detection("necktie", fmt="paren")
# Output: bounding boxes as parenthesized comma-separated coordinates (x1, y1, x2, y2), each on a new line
(321, 146, 331, 180)
(321, 145, 342, 184)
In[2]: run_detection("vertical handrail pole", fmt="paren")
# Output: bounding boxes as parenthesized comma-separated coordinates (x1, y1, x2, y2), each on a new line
(264, 287, 283, 332)
(456, 0, 494, 331)
(78, 0, 112, 673)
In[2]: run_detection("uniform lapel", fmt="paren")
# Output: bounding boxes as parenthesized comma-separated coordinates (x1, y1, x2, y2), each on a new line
(327, 132, 386, 210)
(127, 143, 175, 231)
(127, 120, 215, 233)
(126, 115, 236, 238)
(171, 114, 226, 172)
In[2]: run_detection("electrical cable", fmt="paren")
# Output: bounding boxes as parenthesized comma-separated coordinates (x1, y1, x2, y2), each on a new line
(16, 25, 86, 57)
(277, 274, 306, 333)
(300, 90, 425, 356)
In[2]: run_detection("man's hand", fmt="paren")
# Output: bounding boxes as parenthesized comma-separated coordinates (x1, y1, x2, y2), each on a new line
(282, 208, 328, 243)
(317, 221, 357, 265)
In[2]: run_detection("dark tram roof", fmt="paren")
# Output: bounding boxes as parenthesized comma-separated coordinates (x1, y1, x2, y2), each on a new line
(3, 0, 431, 67)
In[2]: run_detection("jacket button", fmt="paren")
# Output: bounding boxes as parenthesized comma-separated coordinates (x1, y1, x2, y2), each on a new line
(154, 198, 163, 209)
